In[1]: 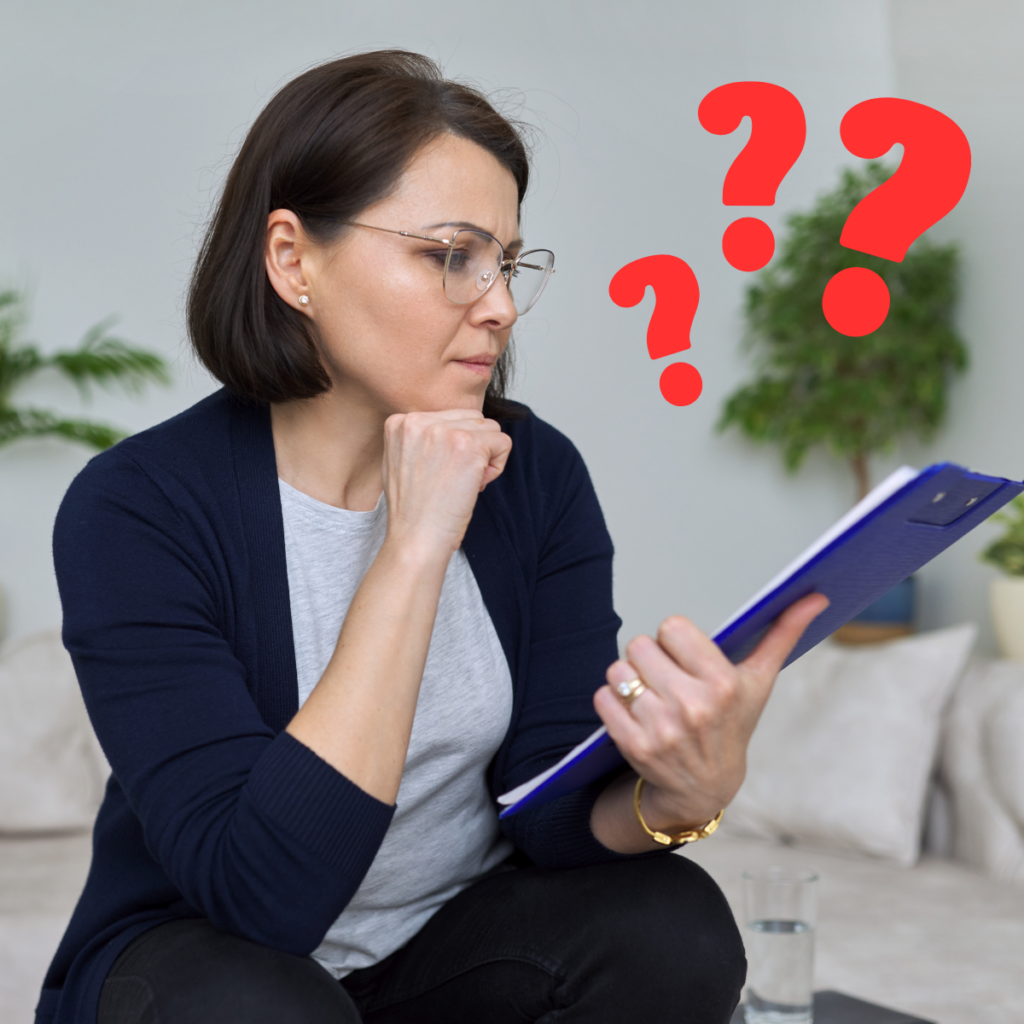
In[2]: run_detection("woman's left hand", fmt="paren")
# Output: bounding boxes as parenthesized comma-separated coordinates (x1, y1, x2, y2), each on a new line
(594, 592, 830, 833)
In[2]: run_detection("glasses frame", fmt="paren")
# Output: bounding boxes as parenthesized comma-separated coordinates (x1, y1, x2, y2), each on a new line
(340, 221, 555, 314)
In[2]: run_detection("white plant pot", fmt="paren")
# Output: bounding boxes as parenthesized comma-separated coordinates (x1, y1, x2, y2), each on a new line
(991, 576, 1024, 661)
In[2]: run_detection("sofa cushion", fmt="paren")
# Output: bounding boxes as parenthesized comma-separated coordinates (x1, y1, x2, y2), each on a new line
(685, 832, 1024, 1024)
(722, 624, 977, 866)
(0, 630, 110, 833)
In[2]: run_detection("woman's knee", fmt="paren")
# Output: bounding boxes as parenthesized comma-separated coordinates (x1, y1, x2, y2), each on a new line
(589, 854, 746, 1004)
(98, 918, 361, 1024)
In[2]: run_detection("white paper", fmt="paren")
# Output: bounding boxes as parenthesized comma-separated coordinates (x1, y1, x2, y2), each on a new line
(496, 727, 608, 805)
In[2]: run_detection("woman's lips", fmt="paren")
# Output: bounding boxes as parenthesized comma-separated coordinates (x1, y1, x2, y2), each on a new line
(454, 357, 496, 376)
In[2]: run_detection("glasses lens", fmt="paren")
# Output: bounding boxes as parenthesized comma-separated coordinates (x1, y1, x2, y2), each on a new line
(508, 249, 555, 315)
(443, 231, 505, 304)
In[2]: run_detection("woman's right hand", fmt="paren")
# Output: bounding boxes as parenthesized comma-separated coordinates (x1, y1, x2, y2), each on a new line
(381, 409, 512, 557)
(288, 409, 511, 802)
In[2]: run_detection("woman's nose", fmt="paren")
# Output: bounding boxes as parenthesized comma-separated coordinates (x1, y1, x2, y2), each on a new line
(473, 271, 518, 327)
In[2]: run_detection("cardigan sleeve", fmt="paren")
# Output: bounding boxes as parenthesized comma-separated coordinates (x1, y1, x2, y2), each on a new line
(495, 424, 666, 868)
(52, 449, 394, 956)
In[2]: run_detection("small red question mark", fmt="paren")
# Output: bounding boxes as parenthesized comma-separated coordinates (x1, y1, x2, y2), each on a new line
(822, 98, 971, 336)
(698, 82, 807, 272)
(609, 255, 702, 406)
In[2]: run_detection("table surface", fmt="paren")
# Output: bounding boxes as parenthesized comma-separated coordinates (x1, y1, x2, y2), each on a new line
(732, 990, 936, 1023)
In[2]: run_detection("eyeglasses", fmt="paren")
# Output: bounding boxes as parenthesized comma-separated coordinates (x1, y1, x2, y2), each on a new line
(340, 221, 555, 315)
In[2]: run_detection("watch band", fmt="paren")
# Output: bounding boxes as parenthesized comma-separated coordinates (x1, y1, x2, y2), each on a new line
(633, 777, 724, 846)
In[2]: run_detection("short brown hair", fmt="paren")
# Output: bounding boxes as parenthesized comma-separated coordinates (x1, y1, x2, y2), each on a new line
(187, 50, 530, 419)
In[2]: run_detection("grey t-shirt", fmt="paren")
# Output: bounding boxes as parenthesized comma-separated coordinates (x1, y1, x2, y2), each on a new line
(278, 478, 514, 979)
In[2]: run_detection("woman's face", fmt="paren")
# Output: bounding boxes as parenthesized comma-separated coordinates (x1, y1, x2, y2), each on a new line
(267, 133, 522, 417)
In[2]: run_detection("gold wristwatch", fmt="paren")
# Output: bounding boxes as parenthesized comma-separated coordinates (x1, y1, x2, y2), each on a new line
(633, 777, 724, 846)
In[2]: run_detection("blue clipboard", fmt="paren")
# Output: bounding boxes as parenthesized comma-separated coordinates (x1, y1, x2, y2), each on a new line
(497, 462, 1023, 818)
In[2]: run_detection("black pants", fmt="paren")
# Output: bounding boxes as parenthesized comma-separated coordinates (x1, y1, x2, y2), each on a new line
(97, 852, 745, 1024)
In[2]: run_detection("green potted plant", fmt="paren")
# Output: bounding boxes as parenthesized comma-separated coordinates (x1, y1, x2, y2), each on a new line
(718, 162, 968, 641)
(0, 288, 171, 640)
(980, 494, 1024, 660)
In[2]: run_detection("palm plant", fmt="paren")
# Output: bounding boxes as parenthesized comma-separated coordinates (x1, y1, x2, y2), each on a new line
(0, 288, 171, 451)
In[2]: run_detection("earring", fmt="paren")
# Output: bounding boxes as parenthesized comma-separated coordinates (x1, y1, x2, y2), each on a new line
(298, 294, 310, 306)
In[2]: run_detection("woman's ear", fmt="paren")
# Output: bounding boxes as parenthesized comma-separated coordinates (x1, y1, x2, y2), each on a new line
(265, 209, 313, 312)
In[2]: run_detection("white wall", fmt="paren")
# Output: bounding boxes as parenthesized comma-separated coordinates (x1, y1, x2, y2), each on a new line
(887, 0, 1024, 652)
(1, 1, 1009, 657)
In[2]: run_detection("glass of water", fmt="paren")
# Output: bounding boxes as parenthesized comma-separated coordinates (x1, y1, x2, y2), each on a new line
(742, 866, 818, 1024)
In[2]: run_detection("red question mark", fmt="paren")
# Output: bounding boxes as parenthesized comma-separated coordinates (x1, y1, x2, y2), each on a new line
(822, 98, 971, 336)
(698, 82, 807, 272)
(609, 255, 702, 406)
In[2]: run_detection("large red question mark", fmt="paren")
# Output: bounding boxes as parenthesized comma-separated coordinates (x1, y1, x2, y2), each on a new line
(698, 82, 807, 272)
(609, 255, 702, 406)
(822, 98, 971, 336)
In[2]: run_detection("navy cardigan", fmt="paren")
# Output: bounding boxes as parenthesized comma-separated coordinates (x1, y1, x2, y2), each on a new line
(37, 388, 637, 1024)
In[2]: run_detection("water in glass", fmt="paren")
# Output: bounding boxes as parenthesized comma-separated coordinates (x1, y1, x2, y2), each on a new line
(744, 919, 814, 1024)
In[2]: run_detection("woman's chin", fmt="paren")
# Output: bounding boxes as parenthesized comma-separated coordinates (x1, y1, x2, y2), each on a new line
(397, 390, 486, 415)
(436, 379, 491, 411)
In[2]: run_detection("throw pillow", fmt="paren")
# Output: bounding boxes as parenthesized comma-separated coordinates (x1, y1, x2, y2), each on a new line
(942, 659, 1024, 883)
(722, 623, 977, 866)
(0, 629, 110, 832)
(987, 677, 1024, 833)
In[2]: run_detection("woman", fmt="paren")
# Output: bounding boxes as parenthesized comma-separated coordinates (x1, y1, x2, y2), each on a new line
(37, 50, 827, 1024)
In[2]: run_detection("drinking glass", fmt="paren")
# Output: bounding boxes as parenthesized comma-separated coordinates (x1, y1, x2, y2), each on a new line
(742, 866, 818, 1024)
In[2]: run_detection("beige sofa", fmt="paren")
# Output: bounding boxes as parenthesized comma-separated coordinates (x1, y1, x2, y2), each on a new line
(1, 630, 1022, 1024)
(3, 828, 1022, 1024)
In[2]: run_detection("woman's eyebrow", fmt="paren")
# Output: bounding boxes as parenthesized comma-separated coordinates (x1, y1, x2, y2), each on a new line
(425, 221, 524, 251)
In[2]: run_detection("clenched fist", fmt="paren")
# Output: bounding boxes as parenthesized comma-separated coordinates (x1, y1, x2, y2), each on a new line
(382, 409, 512, 557)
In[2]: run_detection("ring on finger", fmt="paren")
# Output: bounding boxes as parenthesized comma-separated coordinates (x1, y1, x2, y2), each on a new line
(614, 678, 648, 708)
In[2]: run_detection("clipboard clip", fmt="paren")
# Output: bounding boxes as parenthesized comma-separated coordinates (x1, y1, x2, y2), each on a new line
(907, 476, 1004, 527)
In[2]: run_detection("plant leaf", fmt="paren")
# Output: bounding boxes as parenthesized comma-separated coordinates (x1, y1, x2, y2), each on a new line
(0, 290, 43, 405)
(0, 406, 127, 451)
(980, 494, 1024, 576)
(46, 317, 172, 402)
